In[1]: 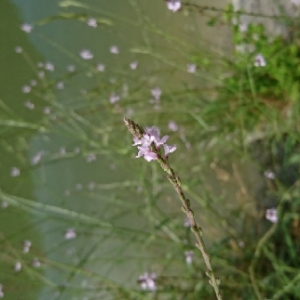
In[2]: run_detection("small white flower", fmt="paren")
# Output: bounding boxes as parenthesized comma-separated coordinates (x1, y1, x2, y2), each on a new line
(254, 54, 266, 67)
(65, 229, 77, 240)
(239, 23, 248, 32)
(264, 170, 275, 180)
(110, 45, 119, 54)
(24, 100, 34, 109)
(38, 71, 45, 78)
(0, 284, 3, 298)
(87, 18, 97, 27)
(266, 208, 278, 223)
(22, 85, 31, 93)
(151, 87, 161, 100)
(23, 240, 32, 253)
(1, 202, 8, 209)
(32, 258, 41, 268)
(97, 63, 105, 72)
(167, 0, 181, 12)
(88, 181, 96, 190)
(138, 272, 157, 291)
(80, 49, 94, 60)
(130, 61, 138, 70)
(44, 62, 54, 71)
(67, 65, 75, 72)
(86, 153, 96, 162)
(76, 183, 83, 190)
(109, 93, 120, 104)
(32, 151, 44, 165)
(43, 106, 51, 114)
(168, 120, 178, 131)
(56, 81, 64, 89)
(59, 147, 66, 155)
(187, 63, 196, 73)
(14, 261, 22, 272)
(15, 46, 23, 53)
(291, 0, 300, 6)
(10, 167, 20, 177)
(185, 251, 194, 264)
(21, 23, 33, 33)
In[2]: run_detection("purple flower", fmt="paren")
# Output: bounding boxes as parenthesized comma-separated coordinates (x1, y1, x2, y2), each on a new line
(20, 23, 33, 33)
(132, 125, 176, 162)
(167, 0, 181, 12)
(80, 49, 94, 60)
(254, 54, 266, 67)
(266, 208, 278, 223)
(138, 272, 157, 291)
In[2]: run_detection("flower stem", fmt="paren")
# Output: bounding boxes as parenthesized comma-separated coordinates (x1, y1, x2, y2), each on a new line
(124, 118, 223, 300)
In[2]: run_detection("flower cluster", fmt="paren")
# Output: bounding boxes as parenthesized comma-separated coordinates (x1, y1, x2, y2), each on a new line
(138, 272, 157, 291)
(133, 126, 176, 162)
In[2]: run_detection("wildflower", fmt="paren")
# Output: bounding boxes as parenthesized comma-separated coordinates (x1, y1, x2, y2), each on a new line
(168, 120, 178, 131)
(109, 93, 120, 104)
(14, 261, 22, 272)
(130, 61, 138, 70)
(187, 63, 196, 73)
(86, 153, 96, 162)
(67, 65, 75, 72)
(291, 0, 300, 6)
(44, 62, 55, 71)
(264, 170, 275, 180)
(239, 23, 248, 32)
(1, 202, 8, 209)
(110, 45, 119, 54)
(87, 18, 97, 27)
(184, 250, 194, 264)
(151, 87, 161, 100)
(22, 85, 31, 93)
(56, 81, 64, 89)
(32, 258, 41, 268)
(88, 181, 96, 190)
(138, 272, 157, 291)
(23, 240, 32, 253)
(15, 46, 23, 53)
(254, 54, 266, 67)
(10, 167, 20, 177)
(76, 183, 83, 190)
(31, 151, 44, 165)
(167, 0, 181, 12)
(97, 63, 105, 72)
(65, 229, 76, 240)
(266, 208, 278, 223)
(80, 49, 94, 60)
(133, 126, 176, 162)
(20, 23, 33, 33)
(0, 284, 3, 298)
(43, 106, 51, 114)
(24, 100, 34, 109)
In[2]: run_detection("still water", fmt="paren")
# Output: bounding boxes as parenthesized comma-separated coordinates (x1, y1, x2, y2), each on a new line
(0, 0, 252, 299)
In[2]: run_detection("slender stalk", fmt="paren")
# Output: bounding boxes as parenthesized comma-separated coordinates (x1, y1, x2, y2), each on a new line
(124, 118, 223, 300)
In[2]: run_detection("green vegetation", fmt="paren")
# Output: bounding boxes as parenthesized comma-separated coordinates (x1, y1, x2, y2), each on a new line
(0, 1, 300, 299)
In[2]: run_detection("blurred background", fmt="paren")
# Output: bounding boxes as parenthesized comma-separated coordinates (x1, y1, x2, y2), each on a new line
(1, 0, 300, 299)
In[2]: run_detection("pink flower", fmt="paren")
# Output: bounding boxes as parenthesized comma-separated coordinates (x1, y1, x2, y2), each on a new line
(266, 208, 278, 223)
(132, 125, 176, 162)
(167, 0, 181, 12)
(254, 54, 266, 67)
(138, 272, 157, 291)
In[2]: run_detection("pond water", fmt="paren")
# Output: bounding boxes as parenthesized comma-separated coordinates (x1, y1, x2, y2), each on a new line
(1, 0, 297, 299)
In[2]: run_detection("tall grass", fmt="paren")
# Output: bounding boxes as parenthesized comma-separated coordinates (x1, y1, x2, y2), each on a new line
(0, 1, 300, 299)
